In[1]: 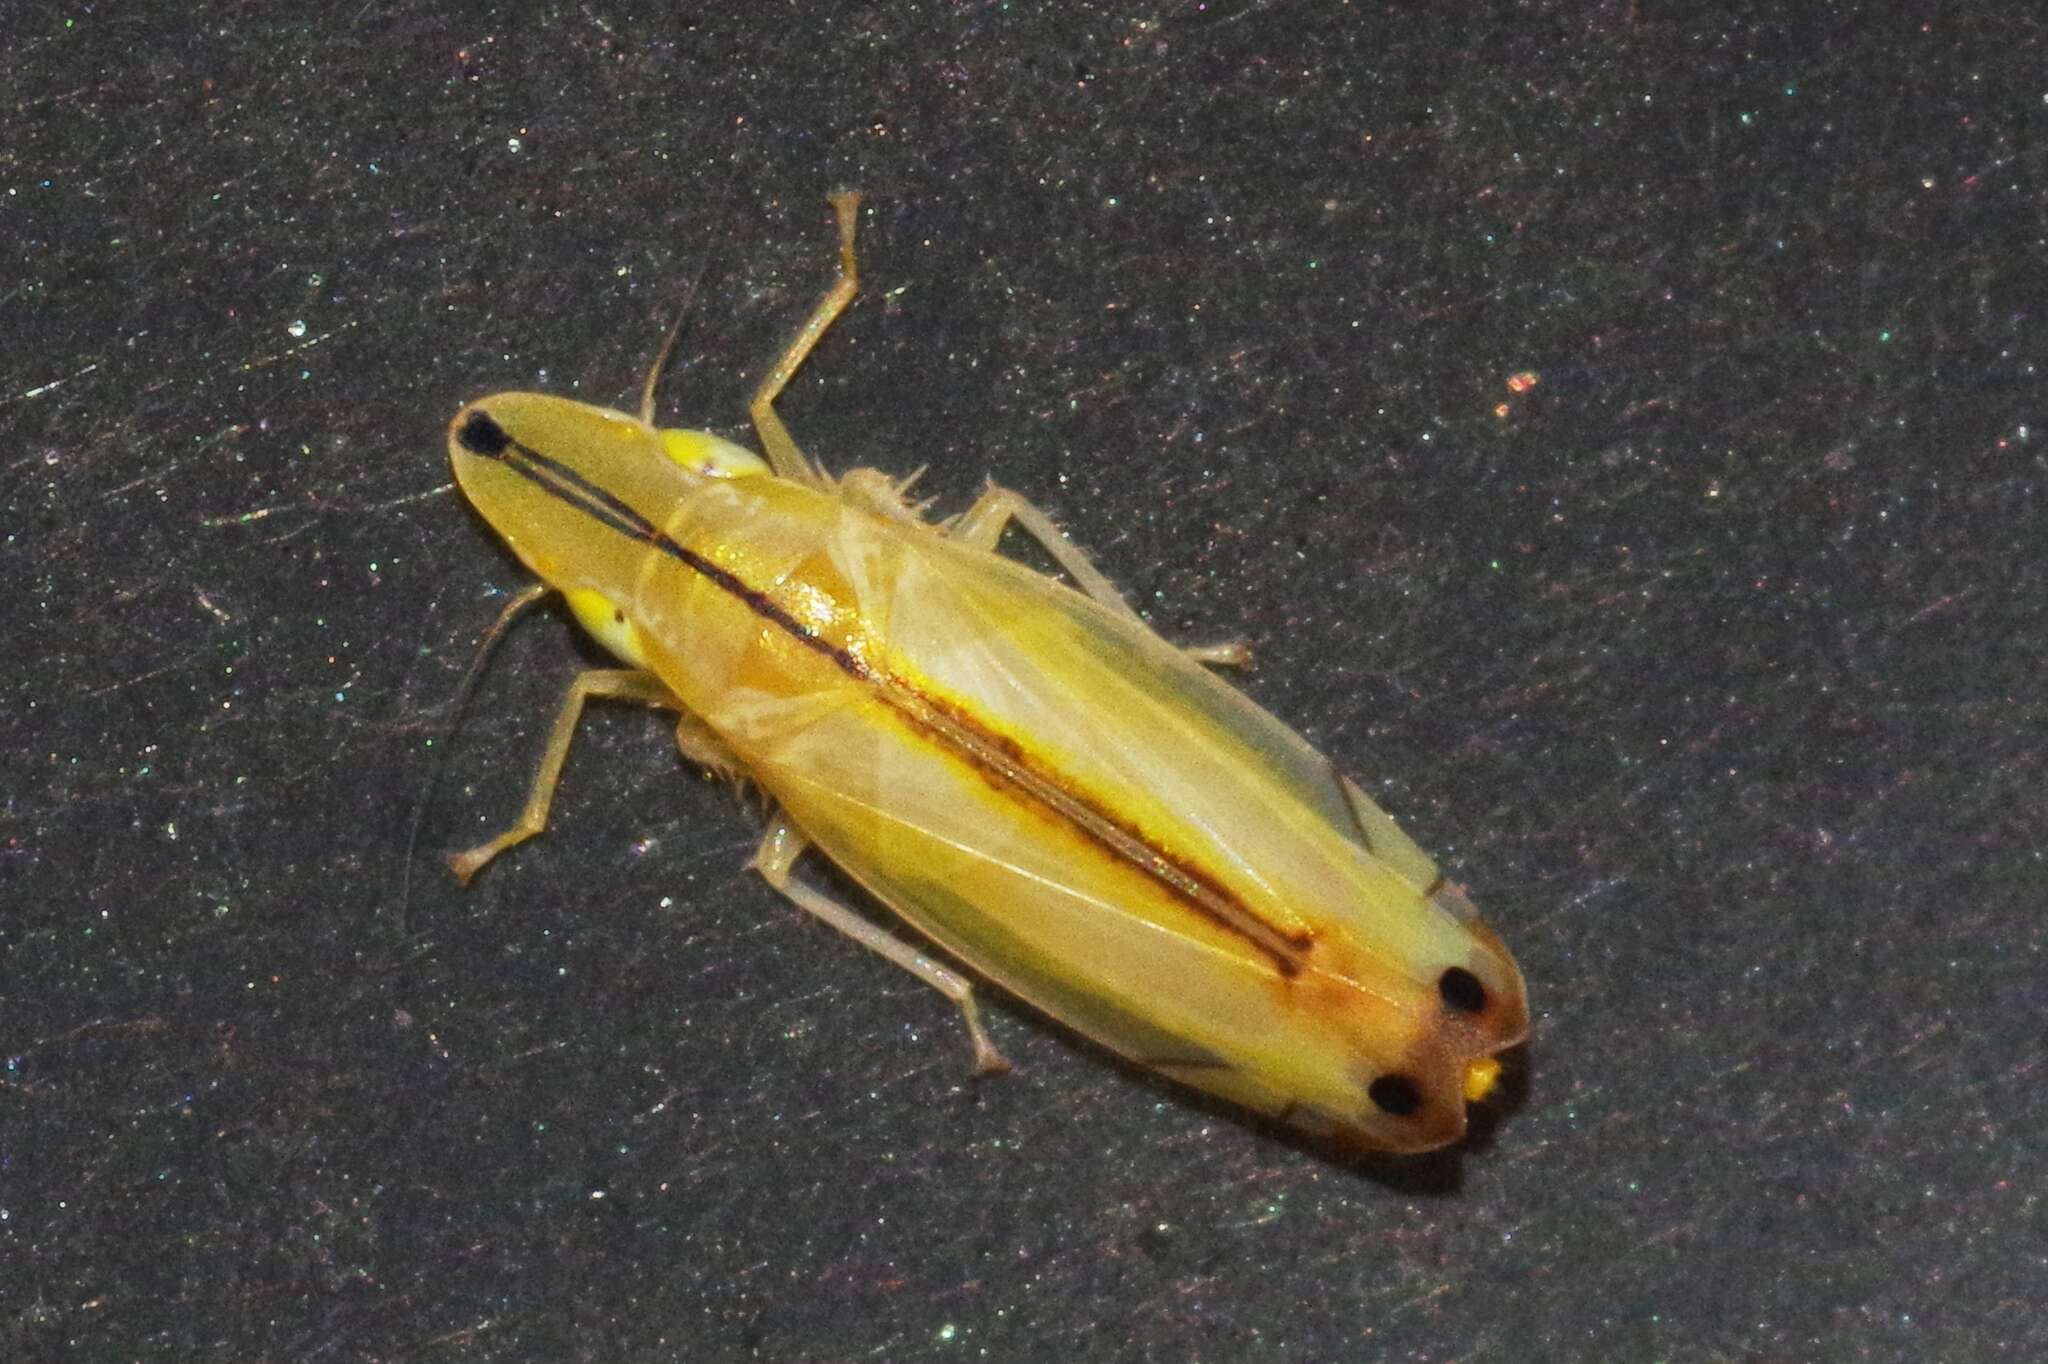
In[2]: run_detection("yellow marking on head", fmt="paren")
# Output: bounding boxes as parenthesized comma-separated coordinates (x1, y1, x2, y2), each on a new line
(1462, 1056, 1503, 1105)
(660, 427, 770, 478)
(563, 587, 649, 669)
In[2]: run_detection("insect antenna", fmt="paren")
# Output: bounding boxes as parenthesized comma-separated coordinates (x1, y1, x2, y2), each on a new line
(637, 167, 740, 423)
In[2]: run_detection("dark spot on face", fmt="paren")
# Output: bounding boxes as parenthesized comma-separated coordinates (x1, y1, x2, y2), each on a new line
(1438, 966, 1487, 1014)
(1368, 1074, 1423, 1117)
(456, 409, 512, 456)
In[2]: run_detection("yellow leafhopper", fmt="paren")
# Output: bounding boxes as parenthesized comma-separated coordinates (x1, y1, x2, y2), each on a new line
(444, 193, 1527, 1153)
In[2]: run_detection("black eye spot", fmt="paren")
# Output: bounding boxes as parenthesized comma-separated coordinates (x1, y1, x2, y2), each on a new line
(1438, 966, 1487, 1014)
(1368, 1074, 1423, 1117)
(456, 409, 512, 457)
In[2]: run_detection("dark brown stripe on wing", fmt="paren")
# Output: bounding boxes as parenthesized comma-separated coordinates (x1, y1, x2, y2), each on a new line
(877, 687, 1313, 975)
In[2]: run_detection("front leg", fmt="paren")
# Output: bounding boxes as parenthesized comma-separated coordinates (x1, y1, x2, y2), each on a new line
(447, 668, 680, 884)
(747, 190, 864, 486)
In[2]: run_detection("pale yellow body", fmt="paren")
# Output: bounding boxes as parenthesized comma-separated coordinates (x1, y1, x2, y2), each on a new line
(446, 194, 1528, 1153)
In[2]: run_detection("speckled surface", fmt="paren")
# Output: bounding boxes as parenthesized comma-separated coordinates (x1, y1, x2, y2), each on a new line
(5, 4, 2042, 1360)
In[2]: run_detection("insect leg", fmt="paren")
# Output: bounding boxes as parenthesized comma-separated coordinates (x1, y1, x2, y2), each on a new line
(747, 190, 863, 486)
(950, 482, 1135, 616)
(447, 669, 679, 884)
(749, 814, 1012, 1076)
(951, 482, 1252, 665)
(1180, 640, 1254, 666)
(671, 708, 744, 780)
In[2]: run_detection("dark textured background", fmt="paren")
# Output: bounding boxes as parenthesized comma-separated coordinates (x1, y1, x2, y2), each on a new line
(5, 3, 2042, 1360)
